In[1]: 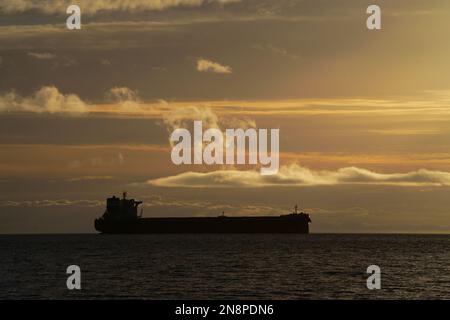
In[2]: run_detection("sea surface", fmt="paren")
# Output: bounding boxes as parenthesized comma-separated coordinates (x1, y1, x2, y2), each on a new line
(0, 234, 449, 299)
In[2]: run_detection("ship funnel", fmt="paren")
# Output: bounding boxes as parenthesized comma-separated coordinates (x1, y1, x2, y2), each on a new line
(123, 191, 127, 199)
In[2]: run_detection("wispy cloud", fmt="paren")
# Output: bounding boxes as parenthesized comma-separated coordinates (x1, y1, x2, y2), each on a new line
(146, 164, 450, 188)
(105, 87, 148, 113)
(27, 52, 56, 59)
(141, 194, 281, 216)
(65, 175, 114, 182)
(0, 199, 102, 207)
(68, 153, 124, 169)
(162, 105, 219, 132)
(252, 43, 300, 60)
(0, 0, 240, 15)
(88, 92, 450, 118)
(197, 58, 232, 74)
(100, 59, 112, 66)
(4, 88, 450, 120)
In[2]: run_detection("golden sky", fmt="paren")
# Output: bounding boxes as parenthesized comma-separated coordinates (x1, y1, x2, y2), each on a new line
(1, 0, 450, 233)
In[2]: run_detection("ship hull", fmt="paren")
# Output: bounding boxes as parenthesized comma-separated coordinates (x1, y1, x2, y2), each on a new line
(95, 216, 310, 234)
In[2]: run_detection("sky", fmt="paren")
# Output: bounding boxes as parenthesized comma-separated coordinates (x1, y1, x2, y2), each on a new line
(1, 0, 450, 233)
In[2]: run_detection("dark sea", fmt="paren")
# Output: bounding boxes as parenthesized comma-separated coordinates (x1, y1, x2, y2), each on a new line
(0, 234, 449, 300)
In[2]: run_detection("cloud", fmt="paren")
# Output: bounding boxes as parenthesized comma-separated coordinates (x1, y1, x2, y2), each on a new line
(160, 104, 256, 155)
(28, 52, 56, 59)
(146, 164, 450, 188)
(163, 105, 219, 131)
(65, 175, 113, 182)
(0, 86, 88, 114)
(140, 194, 280, 216)
(105, 87, 150, 113)
(100, 59, 112, 66)
(252, 43, 300, 60)
(161, 104, 255, 132)
(0, 0, 240, 15)
(84, 94, 450, 118)
(0, 199, 102, 207)
(0, 86, 149, 115)
(197, 58, 232, 74)
(106, 87, 139, 103)
(68, 153, 124, 169)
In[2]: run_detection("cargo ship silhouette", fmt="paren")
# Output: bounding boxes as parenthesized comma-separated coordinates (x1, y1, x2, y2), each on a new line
(95, 193, 311, 234)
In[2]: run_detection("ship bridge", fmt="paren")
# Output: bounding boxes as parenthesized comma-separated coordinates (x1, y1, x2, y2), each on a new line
(102, 192, 142, 222)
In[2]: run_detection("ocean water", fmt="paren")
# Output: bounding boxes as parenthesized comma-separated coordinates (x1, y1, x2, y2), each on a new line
(0, 234, 449, 299)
